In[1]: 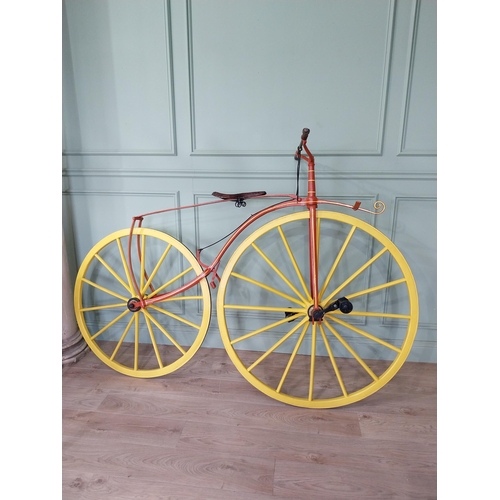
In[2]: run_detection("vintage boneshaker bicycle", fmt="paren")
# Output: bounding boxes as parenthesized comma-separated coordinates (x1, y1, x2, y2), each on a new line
(74, 128, 419, 409)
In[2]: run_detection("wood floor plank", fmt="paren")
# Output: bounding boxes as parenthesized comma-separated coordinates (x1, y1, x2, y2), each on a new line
(176, 421, 434, 474)
(177, 346, 244, 379)
(338, 390, 437, 417)
(63, 346, 437, 499)
(69, 368, 223, 397)
(63, 471, 303, 500)
(378, 362, 437, 395)
(274, 459, 436, 499)
(349, 437, 436, 475)
(95, 390, 365, 436)
(63, 440, 274, 495)
(68, 351, 110, 371)
(358, 411, 437, 444)
(61, 385, 108, 412)
(62, 408, 186, 449)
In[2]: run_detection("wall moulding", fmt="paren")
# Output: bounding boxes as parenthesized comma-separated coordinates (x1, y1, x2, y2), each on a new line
(187, 0, 395, 156)
(62, 150, 178, 157)
(62, 168, 436, 182)
(66, 190, 183, 243)
(389, 195, 437, 331)
(62, 0, 177, 157)
(398, 0, 437, 157)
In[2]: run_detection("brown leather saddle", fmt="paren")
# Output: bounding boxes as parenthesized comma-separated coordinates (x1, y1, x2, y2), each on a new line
(212, 191, 266, 207)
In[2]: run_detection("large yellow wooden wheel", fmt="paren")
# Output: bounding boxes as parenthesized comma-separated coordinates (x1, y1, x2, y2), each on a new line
(217, 211, 419, 408)
(74, 228, 211, 378)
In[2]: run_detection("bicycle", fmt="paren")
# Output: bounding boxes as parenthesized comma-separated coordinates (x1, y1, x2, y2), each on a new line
(73, 128, 419, 409)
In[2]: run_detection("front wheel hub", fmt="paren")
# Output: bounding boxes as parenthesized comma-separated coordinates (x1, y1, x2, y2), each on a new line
(308, 305, 325, 322)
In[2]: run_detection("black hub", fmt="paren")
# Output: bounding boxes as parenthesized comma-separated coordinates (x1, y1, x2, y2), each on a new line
(127, 297, 141, 312)
(306, 305, 323, 322)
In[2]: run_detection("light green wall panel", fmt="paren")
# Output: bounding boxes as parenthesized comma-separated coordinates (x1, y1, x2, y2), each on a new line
(399, 0, 437, 155)
(189, 0, 394, 154)
(62, 0, 175, 154)
(63, 0, 437, 362)
(391, 196, 437, 362)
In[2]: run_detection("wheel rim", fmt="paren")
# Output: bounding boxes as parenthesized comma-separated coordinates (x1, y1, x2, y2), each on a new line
(74, 228, 211, 378)
(217, 211, 418, 408)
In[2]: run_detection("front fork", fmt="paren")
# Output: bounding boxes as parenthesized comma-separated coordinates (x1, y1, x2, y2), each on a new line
(302, 131, 321, 321)
(308, 205, 320, 314)
(301, 130, 352, 323)
(307, 205, 354, 323)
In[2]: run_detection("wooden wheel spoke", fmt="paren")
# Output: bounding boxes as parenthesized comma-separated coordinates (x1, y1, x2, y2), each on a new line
(224, 305, 305, 314)
(140, 243, 172, 295)
(116, 239, 134, 293)
(81, 302, 126, 312)
(231, 315, 302, 345)
(146, 267, 194, 299)
(110, 314, 136, 361)
(277, 226, 312, 302)
(134, 314, 139, 371)
(252, 242, 309, 304)
(332, 310, 411, 320)
(247, 316, 309, 372)
(319, 225, 356, 301)
(143, 312, 164, 369)
(323, 318, 379, 381)
(276, 321, 309, 393)
(328, 315, 402, 353)
(322, 247, 389, 307)
(230, 272, 306, 307)
(94, 253, 132, 294)
(142, 308, 187, 354)
(82, 278, 129, 302)
(344, 278, 407, 301)
(90, 309, 130, 341)
(319, 324, 347, 397)
(149, 304, 201, 331)
(309, 323, 317, 401)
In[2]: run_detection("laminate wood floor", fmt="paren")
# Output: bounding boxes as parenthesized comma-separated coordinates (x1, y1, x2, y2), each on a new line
(62, 347, 437, 499)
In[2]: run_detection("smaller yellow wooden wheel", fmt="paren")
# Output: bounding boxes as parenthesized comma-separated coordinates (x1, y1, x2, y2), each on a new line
(217, 211, 419, 408)
(74, 228, 211, 378)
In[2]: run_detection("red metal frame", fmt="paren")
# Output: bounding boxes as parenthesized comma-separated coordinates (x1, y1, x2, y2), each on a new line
(300, 139, 320, 313)
(125, 131, 385, 317)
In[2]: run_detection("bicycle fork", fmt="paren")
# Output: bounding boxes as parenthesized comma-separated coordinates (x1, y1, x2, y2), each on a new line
(299, 128, 353, 323)
(297, 129, 320, 321)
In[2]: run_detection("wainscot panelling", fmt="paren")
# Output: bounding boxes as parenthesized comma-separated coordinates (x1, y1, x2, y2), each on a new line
(188, 0, 395, 155)
(62, 0, 176, 155)
(65, 191, 182, 265)
(391, 197, 437, 331)
(398, 0, 437, 155)
(63, 0, 436, 362)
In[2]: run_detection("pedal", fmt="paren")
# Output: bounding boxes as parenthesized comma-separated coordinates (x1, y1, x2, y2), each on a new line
(323, 297, 353, 315)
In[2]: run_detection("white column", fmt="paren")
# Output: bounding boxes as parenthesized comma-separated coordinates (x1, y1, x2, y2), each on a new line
(62, 228, 89, 364)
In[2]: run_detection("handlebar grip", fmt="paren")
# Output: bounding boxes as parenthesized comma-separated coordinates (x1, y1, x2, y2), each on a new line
(301, 128, 310, 141)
